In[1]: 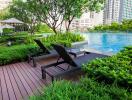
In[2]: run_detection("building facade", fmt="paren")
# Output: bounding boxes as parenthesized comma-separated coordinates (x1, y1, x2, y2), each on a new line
(119, 0, 132, 22)
(104, 0, 132, 24)
(103, 0, 121, 24)
(69, 11, 103, 32)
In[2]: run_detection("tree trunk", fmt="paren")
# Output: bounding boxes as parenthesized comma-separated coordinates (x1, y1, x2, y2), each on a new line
(30, 26, 35, 35)
(52, 27, 58, 34)
(66, 21, 72, 33)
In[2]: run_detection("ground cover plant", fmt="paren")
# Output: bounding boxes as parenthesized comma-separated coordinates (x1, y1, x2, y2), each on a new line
(83, 46, 132, 88)
(30, 78, 132, 100)
(0, 33, 84, 66)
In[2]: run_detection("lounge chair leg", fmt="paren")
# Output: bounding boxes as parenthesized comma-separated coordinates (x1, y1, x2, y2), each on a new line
(56, 56, 61, 63)
(42, 68, 46, 79)
(67, 65, 70, 70)
(27, 55, 31, 63)
(32, 58, 37, 67)
(51, 76, 54, 82)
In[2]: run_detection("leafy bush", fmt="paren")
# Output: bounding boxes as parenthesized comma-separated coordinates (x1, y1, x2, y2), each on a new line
(118, 46, 132, 62)
(0, 32, 29, 45)
(30, 78, 132, 100)
(88, 19, 132, 32)
(37, 24, 53, 33)
(41, 33, 84, 44)
(0, 36, 9, 43)
(0, 45, 37, 65)
(25, 33, 84, 45)
(83, 46, 132, 88)
(3, 28, 14, 34)
(1, 32, 83, 45)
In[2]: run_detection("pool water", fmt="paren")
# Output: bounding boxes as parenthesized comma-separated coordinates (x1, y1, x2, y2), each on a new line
(80, 33, 132, 54)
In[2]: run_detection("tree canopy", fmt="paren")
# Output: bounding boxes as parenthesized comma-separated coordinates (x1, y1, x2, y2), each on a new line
(0, 8, 10, 20)
(9, 0, 104, 34)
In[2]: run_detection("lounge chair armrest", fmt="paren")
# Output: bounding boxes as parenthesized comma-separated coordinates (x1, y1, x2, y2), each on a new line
(68, 52, 77, 57)
(84, 51, 91, 55)
(41, 61, 65, 69)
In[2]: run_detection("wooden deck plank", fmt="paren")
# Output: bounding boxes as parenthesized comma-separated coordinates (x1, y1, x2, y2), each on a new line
(9, 64, 29, 100)
(0, 81, 2, 100)
(0, 67, 10, 100)
(12, 64, 34, 96)
(2, 66, 17, 100)
(21, 63, 45, 87)
(24, 63, 49, 85)
(34, 63, 53, 83)
(16, 63, 39, 95)
(6, 65, 23, 100)
(18, 63, 42, 93)
(0, 68, 3, 100)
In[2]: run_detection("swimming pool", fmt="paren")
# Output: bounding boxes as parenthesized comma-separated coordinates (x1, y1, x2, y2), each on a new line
(79, 33, 132, 54)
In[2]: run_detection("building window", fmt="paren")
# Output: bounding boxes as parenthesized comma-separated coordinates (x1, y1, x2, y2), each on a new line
(90, 12, 94, 18)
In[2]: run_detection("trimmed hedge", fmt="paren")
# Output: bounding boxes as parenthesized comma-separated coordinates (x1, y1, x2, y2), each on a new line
(30, 78, 132, 100)
(83, 46, 132, 88)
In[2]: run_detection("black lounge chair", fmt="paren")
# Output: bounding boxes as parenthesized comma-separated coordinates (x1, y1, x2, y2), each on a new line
(34, 39, 51, 54)
(28, 39, 86, 67)
(41, 44, 108, 82)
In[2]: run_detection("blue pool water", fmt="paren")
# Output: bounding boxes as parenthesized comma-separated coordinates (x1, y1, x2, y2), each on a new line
(80, 33, 132, 54)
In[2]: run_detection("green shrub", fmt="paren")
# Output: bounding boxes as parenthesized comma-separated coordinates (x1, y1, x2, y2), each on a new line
(30, 78, 132, 100)
(1, 32, 83, 45)
(37, 24, 53, 33)
(0, 36, 9, 43)
(82, 46, 132, 88)
(89, 19, 132, 32)
(117, 46, 132, 62)
(25, 33, 84, 43)
(3, 28, 14, 34)
(0, 45, 37, 65)
(0, 33, 29, 45)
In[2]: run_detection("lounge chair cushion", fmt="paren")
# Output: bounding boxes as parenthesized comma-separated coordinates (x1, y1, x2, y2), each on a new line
(73, 53, 108, 67)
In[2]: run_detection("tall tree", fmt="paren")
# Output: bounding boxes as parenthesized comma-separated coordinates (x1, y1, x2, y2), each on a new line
(9, 0, 104, 34)
(0, 8, 10, 20)
(10, 0, 40, 34)
(62, 0, 105, 32)
(26, 0, 64, 34)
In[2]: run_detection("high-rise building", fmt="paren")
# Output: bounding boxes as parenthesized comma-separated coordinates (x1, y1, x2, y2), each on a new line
(103, 0, 121, 24)
(119, 0, 132, 22)
(104, 0, 132, 24)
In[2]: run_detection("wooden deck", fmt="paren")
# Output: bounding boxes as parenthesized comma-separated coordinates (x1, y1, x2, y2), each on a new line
(0, 57, 83, 100)
(0, 62, 47, 100)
